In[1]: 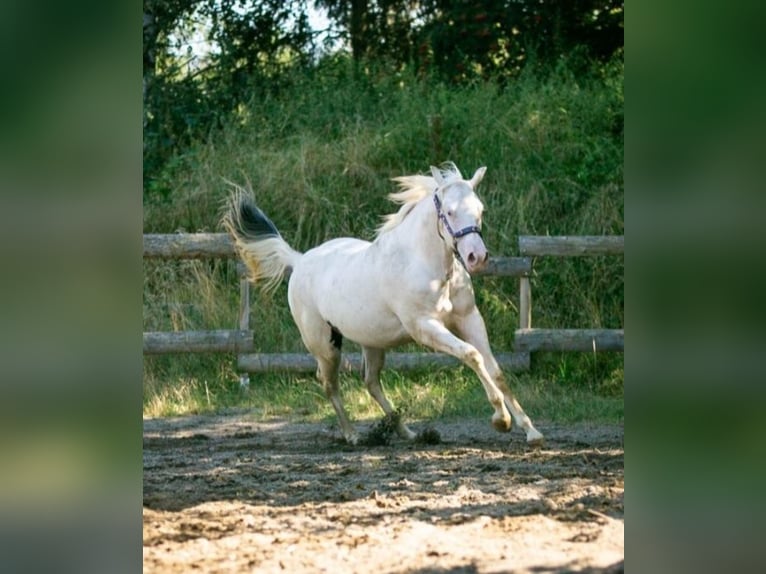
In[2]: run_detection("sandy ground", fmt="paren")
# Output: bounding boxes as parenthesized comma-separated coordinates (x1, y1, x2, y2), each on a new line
(143, 413, 624, 573)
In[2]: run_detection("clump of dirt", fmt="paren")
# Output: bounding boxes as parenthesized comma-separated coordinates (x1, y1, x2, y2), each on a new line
(362, 410, 442, 447)
(362, 409, 403, 446)
(415, 425, 442, 444)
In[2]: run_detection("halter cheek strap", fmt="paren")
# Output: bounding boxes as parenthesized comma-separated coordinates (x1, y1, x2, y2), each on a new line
(433, 193, 482, 241)
(433, 193, 482, 269)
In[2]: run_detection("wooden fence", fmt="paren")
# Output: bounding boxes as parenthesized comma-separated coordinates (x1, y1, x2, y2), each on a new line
(514, 235, 624, 354)
(143, 233, 623, 382)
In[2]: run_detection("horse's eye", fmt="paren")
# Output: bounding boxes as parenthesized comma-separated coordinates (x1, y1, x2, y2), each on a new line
(447, 210, 454, 217)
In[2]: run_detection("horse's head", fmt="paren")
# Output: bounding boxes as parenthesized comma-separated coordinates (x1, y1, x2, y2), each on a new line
(431, 165, 489, 274)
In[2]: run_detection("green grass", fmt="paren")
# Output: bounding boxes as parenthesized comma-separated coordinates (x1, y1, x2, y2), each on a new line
(143, 359, 623, 426)
(143, 57, 623, 423)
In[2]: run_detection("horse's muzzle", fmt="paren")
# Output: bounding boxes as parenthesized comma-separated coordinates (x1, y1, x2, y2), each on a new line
(464, 248, 489, 274)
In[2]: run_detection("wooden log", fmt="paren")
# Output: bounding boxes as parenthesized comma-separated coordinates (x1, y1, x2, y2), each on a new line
(237, 278, 252, 387)
(143, 233, 236, 259)
(143, 330, 254, 354)
(236, 257, 531, 278)
(144, 234, 530, 277)
(241, 258, 530, 278)
(514, 329, 624, 352)
(476, 256, 532, 277)
(238, 278, 250, 331)
(519, 277, 531, 330)
(518, 236, 624, 257)
(238, 351, 530, 373)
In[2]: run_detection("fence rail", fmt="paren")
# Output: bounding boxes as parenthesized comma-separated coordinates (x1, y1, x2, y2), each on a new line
(513, 329, 624, 353)
(143, 233, 532, 276)
(143, 330, 254, 355)
(237, 352, 529, 373)
(143, 233, 624, 375)
(518, 235, 624, 257)
(144, 233, 236, 259)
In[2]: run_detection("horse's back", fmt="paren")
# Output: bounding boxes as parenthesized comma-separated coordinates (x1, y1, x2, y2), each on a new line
(305, 236, 370, 256)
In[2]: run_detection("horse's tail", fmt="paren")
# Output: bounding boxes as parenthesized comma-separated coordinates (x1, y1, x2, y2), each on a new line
(222, 187, 302, 293)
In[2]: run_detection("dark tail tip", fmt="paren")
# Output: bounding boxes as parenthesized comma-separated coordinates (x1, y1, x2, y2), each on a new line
(236, 197, 280, 239)
(222, 184, 281, 242)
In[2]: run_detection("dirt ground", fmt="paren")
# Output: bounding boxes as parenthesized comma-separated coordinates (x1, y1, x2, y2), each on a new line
(143, 413, 623, 573)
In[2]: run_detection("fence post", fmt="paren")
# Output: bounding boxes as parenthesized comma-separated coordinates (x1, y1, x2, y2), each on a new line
(519, 276, 531, 330)
(238, 272, 251, 389)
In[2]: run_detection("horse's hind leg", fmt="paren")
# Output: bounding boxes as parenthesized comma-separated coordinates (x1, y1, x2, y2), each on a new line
(294, 309, 359, 445)
(315, 351, 360, 445)
(362, 346, 416, 440)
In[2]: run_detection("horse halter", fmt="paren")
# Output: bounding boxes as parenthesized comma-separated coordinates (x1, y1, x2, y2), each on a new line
(433, 192, 483, 268)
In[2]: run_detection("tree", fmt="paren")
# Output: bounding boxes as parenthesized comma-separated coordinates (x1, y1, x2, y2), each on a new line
(143, 0, 313, 193)
(315, 0, 418, 64)
(315, 0, 623, 80)
(143, 0, 203, 126)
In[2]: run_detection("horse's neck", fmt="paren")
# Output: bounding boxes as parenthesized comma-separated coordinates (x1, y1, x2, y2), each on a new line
(385, 196, 454, 276)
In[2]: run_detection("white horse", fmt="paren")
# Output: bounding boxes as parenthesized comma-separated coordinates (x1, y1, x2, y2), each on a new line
(223, 163, 544, 447)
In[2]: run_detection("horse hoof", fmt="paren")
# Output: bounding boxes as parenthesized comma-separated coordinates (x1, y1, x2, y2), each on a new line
(491, 415, 512, 433)
(345, 433, 360, 446)
(400, 427, 418, 441)
(526, 430, 544, 448)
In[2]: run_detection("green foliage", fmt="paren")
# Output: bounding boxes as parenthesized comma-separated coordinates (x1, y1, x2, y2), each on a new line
(315, 1, 624, 81)
(144, 360, 623, 425)
(144, 1, 623, 189)
(143, 0, 314, 192)
(143, 56, 623, 420)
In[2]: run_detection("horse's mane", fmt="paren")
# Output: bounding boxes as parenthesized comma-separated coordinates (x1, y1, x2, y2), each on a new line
(376, 162, 463, 236)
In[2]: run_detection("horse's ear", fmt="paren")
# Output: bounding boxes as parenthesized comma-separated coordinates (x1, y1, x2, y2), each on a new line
(469, 166, 487, 188)
(430, 165, 446, 187)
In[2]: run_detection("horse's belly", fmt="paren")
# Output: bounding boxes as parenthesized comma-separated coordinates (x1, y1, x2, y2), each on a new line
(337, 314, 411, 348)
(321, 294, 411, 348)
(290, 241, 411, 348)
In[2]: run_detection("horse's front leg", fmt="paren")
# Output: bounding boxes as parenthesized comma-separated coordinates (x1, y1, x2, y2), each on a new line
(455, 309, 544, 447)
(409, 317, 512, 433)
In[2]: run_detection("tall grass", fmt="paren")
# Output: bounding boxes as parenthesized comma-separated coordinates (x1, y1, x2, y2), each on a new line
(143, 57, 623, 422)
